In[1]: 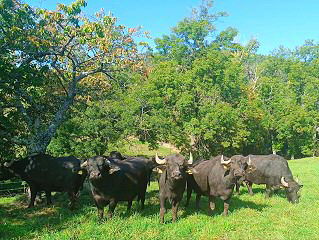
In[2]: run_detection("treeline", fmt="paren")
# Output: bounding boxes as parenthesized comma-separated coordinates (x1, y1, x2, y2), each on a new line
(0, 0, 318, 161)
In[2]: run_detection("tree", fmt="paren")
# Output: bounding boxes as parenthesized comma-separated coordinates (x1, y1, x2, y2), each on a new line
(0, 0, 149, 156)
(154, 0, 228, 67)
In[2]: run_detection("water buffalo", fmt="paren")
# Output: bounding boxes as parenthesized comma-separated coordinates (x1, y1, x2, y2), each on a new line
(154, 153, 193, 223)
(81, 155, 150, 220)
(232, 154, 303, 203)
(109, 151, 157, 186)
(0, 154, 87, 209)
(185, 155, 253, 215)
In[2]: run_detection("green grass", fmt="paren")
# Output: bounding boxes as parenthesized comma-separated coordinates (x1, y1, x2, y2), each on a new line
(1, 146, 319, 239)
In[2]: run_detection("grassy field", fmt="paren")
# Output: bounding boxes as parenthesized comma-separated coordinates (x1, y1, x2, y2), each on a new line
(1, 144, 319, 240)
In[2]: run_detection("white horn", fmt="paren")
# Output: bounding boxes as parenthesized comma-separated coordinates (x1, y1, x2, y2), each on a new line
(281, 177, 289, 188)
(80, 161, 88, 168)
(248, 156, 252, 165)
(220, 155, 231, 164)
(188, 152, 193, 165)
(155, 153, 166, 165)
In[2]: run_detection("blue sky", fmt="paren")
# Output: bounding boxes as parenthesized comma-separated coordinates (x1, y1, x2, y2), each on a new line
(25, 0, 319, 55)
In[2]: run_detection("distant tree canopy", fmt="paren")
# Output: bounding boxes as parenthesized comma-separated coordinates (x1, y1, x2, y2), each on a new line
(1, 0, 318, 161)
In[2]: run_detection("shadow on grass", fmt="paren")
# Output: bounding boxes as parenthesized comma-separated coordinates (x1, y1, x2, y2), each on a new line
(180, 192, 270, 219)
(0, 183, 96, 240)
(235, 185, 288, 200)
(0, 180, 284, 238)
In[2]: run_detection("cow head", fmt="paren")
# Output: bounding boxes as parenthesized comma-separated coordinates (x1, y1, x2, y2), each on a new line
(244, 156, 256, 173)
(229, 155, 256, 177)
(0, 161, 16, 181)
(221, 155, 254, 179)
(82, 156, 120, 181)
(281, 177, 303, 204)
(155, 153, 193, 182)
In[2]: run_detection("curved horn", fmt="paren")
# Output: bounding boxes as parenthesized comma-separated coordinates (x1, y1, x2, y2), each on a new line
(247, 156, 252, 165)
(155, 153, 166, 165)
(188, 152, 193, 165)
(294, 176, 299, 184)
(80, 161, 88, 168)
(220, 155, 231, 165)
(281, 177, 289, 188)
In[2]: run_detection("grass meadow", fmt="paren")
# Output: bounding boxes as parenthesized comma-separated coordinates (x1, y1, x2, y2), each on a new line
(1, 143, 319, 240)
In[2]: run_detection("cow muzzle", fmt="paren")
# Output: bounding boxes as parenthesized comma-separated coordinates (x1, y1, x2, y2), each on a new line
(89, 171, 102, 180)
(234, 169, 244, 177)
(171, 170, 182, 180)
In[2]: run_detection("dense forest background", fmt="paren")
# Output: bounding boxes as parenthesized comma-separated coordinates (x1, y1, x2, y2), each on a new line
(1, 0, 318, 161)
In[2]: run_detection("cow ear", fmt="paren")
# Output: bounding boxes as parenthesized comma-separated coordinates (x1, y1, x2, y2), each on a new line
(153, 167, 163, 174)
(223, 164, 229, 170)
(246, 165, 256, 173)
(78, 168, 88, 176)
(153, 165, 166, 173)
(4, 162, 10, 167)
(186, 167, 197, 175)
(109, 165, 121, 174)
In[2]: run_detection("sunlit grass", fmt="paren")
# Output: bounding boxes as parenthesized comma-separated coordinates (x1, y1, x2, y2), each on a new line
(1, 153, 318, 240)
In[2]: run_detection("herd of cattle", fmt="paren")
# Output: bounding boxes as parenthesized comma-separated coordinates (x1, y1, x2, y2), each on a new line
(0, 151, 303, 223)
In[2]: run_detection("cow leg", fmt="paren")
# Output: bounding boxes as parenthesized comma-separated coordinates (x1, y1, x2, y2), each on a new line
(222, 198, 231, 216)
(108, 200, 118, 219)
(97, 206, 105, 221)
(139, 186, 147, 210)
(247, 181, 254, 196)
(94, 198, 108, 221)
(127, 199, 132, 211)
(185, 185, 192, 208)
(171, 199, 180, 223)
(45, 191, 52, 205)
(140, 195, 145, 210)
(195, 193, 201, 211)
(208, 195, 216, 215)
(27, 186, 38, 208)
(272, 185, 281, 194)
(68, 191, 77, 210)
(264, 184, 273, 198)
(159, 197, 166, 224)
(235, 181, 240, 195)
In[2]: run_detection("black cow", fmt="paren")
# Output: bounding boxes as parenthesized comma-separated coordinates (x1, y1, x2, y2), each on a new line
(0, 154, 87, 209)
(229, 154, 252, 195)
(82, 155, 150, 220)
(109, 151, 157, 186)
(232, 154, 303, 203)
(154, 153, 193, 223)
(185, 155, 253, 216)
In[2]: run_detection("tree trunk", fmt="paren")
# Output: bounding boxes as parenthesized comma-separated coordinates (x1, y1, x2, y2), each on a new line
(27, 88, 76, 155)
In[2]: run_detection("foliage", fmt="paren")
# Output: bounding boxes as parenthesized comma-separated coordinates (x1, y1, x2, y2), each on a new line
(0, 0, 150, 157)
(1, 0, 318, 160)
